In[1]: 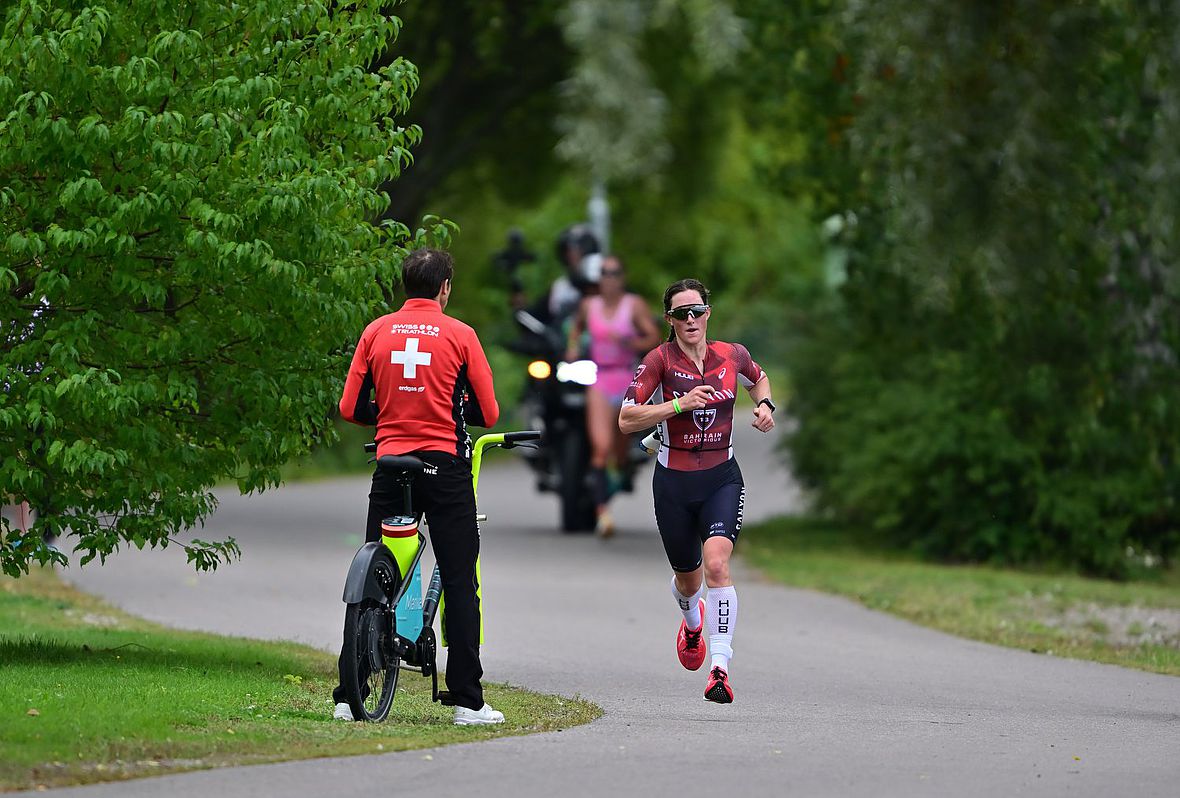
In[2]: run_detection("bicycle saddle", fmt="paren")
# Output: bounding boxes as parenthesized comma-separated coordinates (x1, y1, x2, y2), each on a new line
(377, 455, 426, 474)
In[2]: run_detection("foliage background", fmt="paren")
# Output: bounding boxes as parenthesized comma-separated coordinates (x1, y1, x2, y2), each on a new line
(385, 0, 1180, 577)
(774, 0, 1180, 576)
(4, 0, 1178, 578)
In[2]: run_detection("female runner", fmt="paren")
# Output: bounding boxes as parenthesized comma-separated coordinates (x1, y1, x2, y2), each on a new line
(618, 278, 775, 702)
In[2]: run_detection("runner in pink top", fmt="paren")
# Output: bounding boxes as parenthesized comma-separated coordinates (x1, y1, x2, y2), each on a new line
(566, 255, 661, 537)
(587, 292, 641, 401)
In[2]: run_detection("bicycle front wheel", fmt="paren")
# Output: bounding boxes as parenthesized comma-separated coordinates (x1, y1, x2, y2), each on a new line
(341, 599, 401, 721)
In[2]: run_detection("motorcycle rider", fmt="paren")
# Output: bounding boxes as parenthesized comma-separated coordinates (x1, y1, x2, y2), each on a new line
(542, 223, 602, 326)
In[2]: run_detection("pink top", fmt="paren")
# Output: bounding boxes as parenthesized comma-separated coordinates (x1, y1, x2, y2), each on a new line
(587, 294, 638, 371)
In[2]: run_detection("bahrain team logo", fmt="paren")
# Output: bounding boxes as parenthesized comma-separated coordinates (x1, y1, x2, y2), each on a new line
(693, 408, 717, 432)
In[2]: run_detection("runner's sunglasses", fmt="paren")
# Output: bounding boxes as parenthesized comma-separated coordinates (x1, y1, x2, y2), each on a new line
(667, 303, 710, 321)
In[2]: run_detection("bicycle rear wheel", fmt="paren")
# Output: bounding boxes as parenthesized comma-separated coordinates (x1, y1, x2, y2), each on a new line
(341, 598, 401, 721)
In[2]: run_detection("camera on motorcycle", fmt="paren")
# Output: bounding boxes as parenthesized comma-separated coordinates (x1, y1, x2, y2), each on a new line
(492, 229, 535, 295)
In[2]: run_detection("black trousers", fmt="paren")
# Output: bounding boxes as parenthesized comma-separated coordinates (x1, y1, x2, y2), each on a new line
(334, 451, 485, 711)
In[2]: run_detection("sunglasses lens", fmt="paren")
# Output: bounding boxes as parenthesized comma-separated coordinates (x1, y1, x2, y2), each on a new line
(669, 304, 708, 320)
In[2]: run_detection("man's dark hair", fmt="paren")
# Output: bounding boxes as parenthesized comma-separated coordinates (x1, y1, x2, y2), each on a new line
(401, 248, 454, 299)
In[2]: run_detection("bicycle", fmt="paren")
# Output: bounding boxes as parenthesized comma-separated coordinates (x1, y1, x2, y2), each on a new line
(338, 430, 541, 722)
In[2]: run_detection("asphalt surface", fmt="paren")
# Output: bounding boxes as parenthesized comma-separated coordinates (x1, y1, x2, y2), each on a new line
(43, 422, 1180, 797)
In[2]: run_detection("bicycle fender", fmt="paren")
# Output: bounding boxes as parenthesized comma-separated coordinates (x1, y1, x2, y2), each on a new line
(342, 542, 397, 604)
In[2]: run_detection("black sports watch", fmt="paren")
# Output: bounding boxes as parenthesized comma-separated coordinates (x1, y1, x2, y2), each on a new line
(757, 397, 776, 413)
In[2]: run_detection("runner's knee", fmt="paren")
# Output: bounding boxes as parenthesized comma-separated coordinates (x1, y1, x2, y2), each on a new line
(702, 535, 733, 585)
(674, 571, 703, 597)
(703, 555, 729, 586)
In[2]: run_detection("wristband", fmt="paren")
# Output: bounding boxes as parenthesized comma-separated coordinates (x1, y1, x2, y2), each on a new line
(672, 397, 682, 414)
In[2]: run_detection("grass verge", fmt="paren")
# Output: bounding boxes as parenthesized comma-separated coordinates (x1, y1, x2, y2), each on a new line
(0, 568, 600, 792)
(742, 516, 1180, 677)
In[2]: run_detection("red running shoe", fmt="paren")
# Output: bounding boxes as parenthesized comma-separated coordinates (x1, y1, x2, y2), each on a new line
(676, 599, 706, 671)
(704, 666, 733, 704)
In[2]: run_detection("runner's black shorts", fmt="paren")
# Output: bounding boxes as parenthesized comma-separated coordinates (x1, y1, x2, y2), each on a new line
(652, 458, 745, 573)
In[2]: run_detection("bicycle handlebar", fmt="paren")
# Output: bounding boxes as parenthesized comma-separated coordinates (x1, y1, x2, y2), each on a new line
(472, 430, 541, 500)
(502, 430, 543, 446)
(362, 431, 541, 501)
(362, 430, 539, 455)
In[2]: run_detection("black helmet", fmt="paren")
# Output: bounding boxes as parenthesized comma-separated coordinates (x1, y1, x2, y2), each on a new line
(555, 223, 600, 265)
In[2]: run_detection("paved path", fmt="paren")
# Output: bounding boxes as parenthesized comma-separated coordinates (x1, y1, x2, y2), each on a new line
(44, 424, 1180, 797)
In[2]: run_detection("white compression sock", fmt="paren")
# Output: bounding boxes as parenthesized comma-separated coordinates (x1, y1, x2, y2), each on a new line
(706, 585, 738, 672)
(671, 577, 704, 630)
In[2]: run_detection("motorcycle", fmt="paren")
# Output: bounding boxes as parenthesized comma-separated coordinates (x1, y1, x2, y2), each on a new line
(510, 308, 654, 533)
(511, 308, 599, 532)
(496, 228, 652, 533)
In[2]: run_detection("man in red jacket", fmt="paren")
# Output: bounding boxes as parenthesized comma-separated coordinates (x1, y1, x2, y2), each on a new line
(333, 248, 503, 725)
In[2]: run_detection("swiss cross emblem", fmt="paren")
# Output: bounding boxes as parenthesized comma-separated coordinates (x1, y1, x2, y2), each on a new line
(693, 408, 716, 432)
(391, 337, 432, 378)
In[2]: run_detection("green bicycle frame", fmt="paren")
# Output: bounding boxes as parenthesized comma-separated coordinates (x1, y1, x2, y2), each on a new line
(436, 432, 513, 646)
(471, 432, 509, 501)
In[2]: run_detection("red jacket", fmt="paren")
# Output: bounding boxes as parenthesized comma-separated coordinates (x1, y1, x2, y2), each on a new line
(339, 298, 499, 459)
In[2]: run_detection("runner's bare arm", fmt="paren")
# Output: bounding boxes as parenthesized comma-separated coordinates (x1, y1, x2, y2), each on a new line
(748, 374, 774, 433)
(629, 296, 662, 353)
(565, 299, 589, 361)
(619, 385, 715, 434)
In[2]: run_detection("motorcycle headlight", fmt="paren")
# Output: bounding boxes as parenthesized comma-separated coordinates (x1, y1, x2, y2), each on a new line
(527, 360, 552, 380)
(556, 360, 598, 386)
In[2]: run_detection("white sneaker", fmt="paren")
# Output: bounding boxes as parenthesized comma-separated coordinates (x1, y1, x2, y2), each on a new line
(333, 702, 355, 721)
(595, 510, 615, 539)
(453, 703, 504, 726)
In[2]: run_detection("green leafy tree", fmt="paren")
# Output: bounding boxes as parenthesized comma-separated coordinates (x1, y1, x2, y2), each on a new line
(555, 0, 745, 185)
(378, 0, 745, 227)
(375, 0, 764, 334)
(373, 1, 573, 225)
(0, 1, 450, 576)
